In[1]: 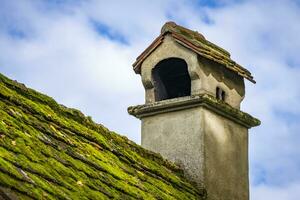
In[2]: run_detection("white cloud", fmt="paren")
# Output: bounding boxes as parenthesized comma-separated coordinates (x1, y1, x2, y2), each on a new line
(252, 182, 300, 200)
(0, 0, 300, 199)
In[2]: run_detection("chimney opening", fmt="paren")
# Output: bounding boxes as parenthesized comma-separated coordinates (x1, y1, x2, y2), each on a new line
(221, 90, 226, 101)
(216, 87, 220, 99)
(216, 87, 226, 101)
(152, 58, 191, 101)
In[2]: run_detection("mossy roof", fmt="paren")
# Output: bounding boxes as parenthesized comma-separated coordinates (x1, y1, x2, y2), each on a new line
(133, 21, 255, 83)
(0, 73, 204, 200)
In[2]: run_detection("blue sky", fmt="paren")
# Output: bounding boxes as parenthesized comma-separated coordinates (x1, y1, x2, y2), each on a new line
(1, 0, 300, 199)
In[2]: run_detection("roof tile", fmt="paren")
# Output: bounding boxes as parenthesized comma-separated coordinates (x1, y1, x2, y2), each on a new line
(133, 21, 255, 83)
(0, 73, 204, 199)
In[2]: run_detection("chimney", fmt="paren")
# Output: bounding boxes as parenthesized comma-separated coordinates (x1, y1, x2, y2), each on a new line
(128, 22, 260, 200)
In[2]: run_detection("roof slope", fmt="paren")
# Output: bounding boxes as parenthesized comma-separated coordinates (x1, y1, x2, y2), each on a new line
(0, 73, 204, 200)
(133, 22, 255, 83)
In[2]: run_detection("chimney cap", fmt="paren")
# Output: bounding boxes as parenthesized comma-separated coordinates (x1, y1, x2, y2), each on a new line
(133, 21, 256, 83)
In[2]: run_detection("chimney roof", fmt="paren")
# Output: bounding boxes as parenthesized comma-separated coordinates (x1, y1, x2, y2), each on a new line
(133, 21, 256, 83)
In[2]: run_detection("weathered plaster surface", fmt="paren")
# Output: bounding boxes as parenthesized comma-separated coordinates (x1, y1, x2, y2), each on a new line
(140, 104, 249, 200)
(203, 109, 249, 200)
(141, 35, 199, 103)
(197, 56, 245, 108)
(141, 107, 205, 187)
(128, 95, 259, 200)
(140, 36, 244, 108)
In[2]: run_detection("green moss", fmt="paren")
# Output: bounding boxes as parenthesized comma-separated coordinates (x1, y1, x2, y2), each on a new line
(201, 94, 261, 127)
(0, 73, 204, 199)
